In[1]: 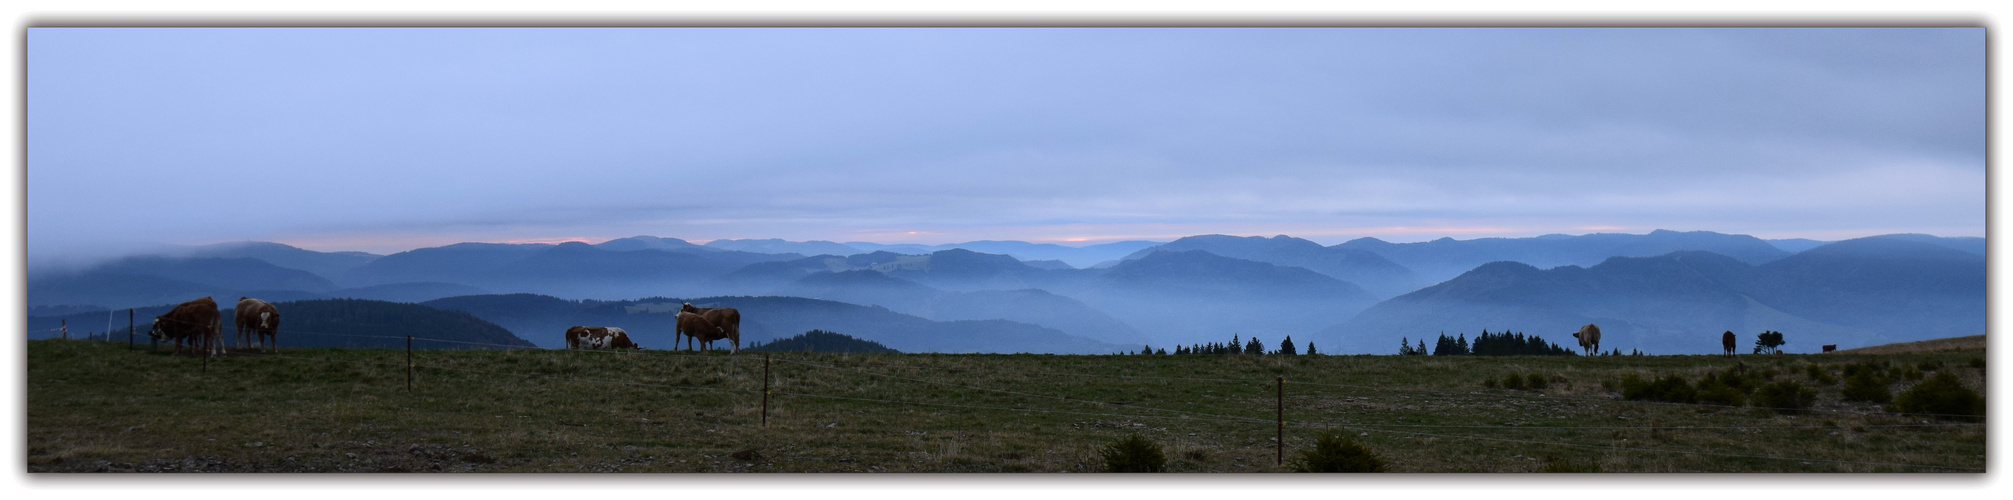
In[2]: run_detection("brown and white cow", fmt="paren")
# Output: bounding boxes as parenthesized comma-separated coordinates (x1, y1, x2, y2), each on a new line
(680, 302, 741, 354)
(235, 297, 280, 352)
(1721, 330, 1737, 358)
(565, 326, 641, 350)
(150, 296, 224, 356)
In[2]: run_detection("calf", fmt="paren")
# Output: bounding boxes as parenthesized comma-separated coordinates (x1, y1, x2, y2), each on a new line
(680, 303, 742, 354)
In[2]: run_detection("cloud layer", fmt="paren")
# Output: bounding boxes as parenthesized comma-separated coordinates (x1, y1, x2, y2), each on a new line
(27, 27, 1984, 263)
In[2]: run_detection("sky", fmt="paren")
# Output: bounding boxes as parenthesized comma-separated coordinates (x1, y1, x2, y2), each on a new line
(25, 27, 1986, 267)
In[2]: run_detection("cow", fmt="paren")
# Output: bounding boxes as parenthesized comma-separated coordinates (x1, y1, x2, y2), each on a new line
(235, 297, 280, 353)
(674, 311, 723, 352)
(150, 297, 224, 356)
(680, 302, 742, 354)
(1571, 323, 1601, 356)
(1822, 344, 1837, 353)
(1721, 330, 1737, 358)
(564, 326, 640, 350)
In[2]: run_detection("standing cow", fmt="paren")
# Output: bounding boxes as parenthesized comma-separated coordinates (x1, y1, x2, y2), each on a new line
(1572, 323, 1601, 356)
(674, 311, 722, 352)
(150, 296, 224, 356)
(565, 326, 640, 350)
(1721, 330, 1737, 358)
(680, 303, 742, 354)
(235, 297, 280, 353)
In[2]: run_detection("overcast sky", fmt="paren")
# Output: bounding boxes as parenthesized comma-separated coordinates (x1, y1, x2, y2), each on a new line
(26, 27, 1985, 265)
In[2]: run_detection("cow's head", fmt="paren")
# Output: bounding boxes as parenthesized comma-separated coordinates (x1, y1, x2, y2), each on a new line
(147, 318, 167, 341)
(681, 302, 699, 313)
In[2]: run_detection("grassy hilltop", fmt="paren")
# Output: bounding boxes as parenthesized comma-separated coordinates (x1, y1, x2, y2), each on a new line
(27, 339, 1983, 472)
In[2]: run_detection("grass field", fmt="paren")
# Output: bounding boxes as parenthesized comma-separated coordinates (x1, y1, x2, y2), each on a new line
(26, 339, 1986, 472)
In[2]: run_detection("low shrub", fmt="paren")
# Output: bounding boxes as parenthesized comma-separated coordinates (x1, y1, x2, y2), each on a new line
(1840, 369, 1891, 404)
(1500, 374, 1525, 390)
(1969, 357, 1985, 369)
(1804, 364, 1837, 385)
(1916, 360, 1943, 372)
(1753, 379, 1817, 415)
(1289, 431, 1386, 472)
(1525, 373, 1549, 391)
(1695, 378, 1746, 407)
(1620, 374, 1696, 404)
(1891, 373, 1984, 421)
(1100, 434, 1167, 472)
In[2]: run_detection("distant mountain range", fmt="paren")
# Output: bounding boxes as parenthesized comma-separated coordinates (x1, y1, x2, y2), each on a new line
(26, 230, 1985, 355)
(1319, 235, 1984, 355)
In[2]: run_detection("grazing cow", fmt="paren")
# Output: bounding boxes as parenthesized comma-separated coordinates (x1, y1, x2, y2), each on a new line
(235, 297, 280, 352)
(1721, 331, 1737, 358)
(150, 297, 224, 356)
(1571, 323, 1601, 356)
(1822, 344, 1837, 353)
(680, 302, 742, 354)
(564, 326, 640, 350)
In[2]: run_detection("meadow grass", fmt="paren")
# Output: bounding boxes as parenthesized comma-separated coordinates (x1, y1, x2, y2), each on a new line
(27, 340, 1985, 472)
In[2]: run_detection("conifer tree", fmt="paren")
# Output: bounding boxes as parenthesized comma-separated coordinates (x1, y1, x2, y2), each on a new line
(1280, 336, 1297, 356)
(1416, 339, 1427, 355)
(1307, 342, 1318, 355)
(1399, 337, 1411, 355)
(1245, 337, 1264, 355)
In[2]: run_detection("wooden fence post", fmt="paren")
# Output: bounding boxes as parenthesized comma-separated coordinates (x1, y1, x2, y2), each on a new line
(61, 319, 67, 340)
(128, 309, 135, 352)
(1276, 376, 1284, 467)
(762, 354, 771, 428)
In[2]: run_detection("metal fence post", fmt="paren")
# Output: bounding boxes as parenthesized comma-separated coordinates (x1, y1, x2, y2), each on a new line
(1276, 376, 1284, 467)
(762, 354, 771, 428)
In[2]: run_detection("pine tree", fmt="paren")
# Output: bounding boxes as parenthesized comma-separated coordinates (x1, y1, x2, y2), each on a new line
(1307, 342, 1318, 355)
(1245, 337, 1264, 355)
(1399, 337, 1412, 355)
(1280, 336, 1297, 356)
(1415, 339, 1427, 355)
(1156, 348, 1167, 355)
(1455, 333, 1469, 355)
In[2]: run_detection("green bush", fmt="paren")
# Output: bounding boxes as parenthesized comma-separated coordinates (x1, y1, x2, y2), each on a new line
(1289, 431, 1387, 472)
(1525, 373, 1549, 391)
(1695, 377, 1746, 407)
(1753, 379, 1817, 415)
(1620, 374, 1697, 404)
(1891, 373, 1984, 421)
(1501, 373, 1526, 390)
(1100, 434, 1167, 472)
(1840, 369, 1892, 404)
(1804, 364, 1837, 385)
(1916, 360, 1943, 372)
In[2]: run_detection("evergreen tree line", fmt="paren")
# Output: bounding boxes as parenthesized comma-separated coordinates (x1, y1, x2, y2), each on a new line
(1397, 329, 1576, 356)
(1137, 333, 1318, 356)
